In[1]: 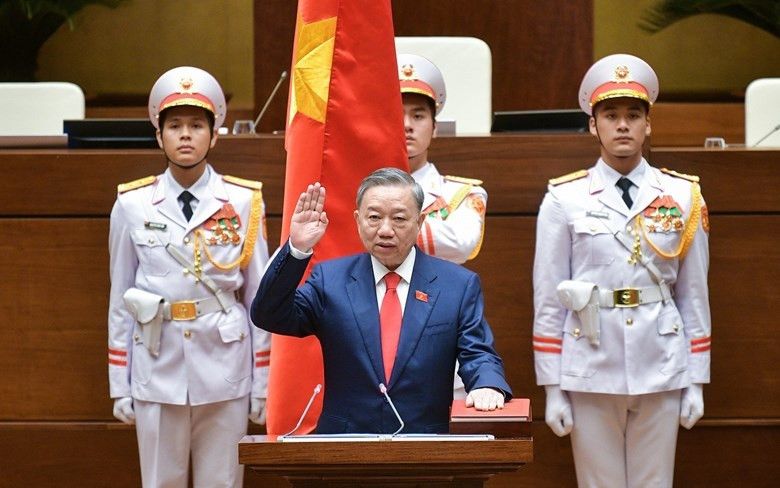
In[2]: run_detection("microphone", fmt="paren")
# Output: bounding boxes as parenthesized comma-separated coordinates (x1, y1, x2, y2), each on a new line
(253, 71, 289, 130)
(379, 383, 405, 436)
(279, 383, 322, 437)
(752, 123, 780, 147)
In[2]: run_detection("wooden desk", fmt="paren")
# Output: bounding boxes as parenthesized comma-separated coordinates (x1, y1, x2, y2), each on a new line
(239, 435, 532, 487)
(0, 135, 777, 487)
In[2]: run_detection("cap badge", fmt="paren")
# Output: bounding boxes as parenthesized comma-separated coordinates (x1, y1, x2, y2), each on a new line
(613, 65, 631, 82)
(400, 64, 416, 80)
(178, 77, 195, 93)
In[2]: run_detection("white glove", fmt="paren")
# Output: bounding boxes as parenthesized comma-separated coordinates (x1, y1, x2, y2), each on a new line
(680, 383, 704, 429)
(249, 397, 267, 425)
(465, 388, 505, 411)
(112, 396, 135, 425)
(544, 385, 573, 437)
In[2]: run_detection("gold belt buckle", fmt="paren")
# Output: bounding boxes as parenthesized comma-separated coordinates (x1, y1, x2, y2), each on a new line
(613, 288, 639, 308)
(171, 301, 197, 320)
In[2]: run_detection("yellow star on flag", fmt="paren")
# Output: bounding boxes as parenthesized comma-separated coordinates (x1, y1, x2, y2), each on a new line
(288, 14, 337, 126)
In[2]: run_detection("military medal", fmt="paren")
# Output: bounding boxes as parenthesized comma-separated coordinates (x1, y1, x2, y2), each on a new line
(202, 204, 243, 246)
(642, 195, 684, 233)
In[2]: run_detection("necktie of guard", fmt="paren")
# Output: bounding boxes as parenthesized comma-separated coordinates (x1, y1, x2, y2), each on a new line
(179, 191, 195, 221)
(380, 272, 402, 382)
(616, 177, 634, 209)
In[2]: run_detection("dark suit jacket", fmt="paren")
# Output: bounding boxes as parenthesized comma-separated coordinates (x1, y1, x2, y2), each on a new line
(251, 243, 512, 434)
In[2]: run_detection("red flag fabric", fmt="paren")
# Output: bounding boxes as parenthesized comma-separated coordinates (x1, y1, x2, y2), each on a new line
(266, 0, 407, 435)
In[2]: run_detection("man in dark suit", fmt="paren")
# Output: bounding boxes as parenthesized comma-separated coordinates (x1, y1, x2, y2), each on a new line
(251, 168, 511, 434)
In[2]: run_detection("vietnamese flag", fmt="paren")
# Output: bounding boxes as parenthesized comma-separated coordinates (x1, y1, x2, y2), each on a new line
(265, 0, 407, 435)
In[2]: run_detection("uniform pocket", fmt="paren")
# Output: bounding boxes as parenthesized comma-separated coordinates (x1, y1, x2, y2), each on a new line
(572, 218, 615, 265)
(216, 310, 252, 383)
(131, 335, 152, 385)
(658, 310, 687, 376)
(130, 229, 170, 277)
(561, 318, 596, 378)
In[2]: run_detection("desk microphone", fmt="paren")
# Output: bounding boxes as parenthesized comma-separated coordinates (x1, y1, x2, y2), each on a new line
(253, 71, 289, 130)
(752, 123, 780, 147)
(379, 383, 405, 436)
(279, 383, 321, 437)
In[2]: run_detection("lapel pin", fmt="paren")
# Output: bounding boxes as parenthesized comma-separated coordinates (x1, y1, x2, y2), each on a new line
(415, 290, 428, 302)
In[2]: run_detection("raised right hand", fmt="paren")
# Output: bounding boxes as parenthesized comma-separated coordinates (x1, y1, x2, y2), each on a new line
(289, 183, 328, 252)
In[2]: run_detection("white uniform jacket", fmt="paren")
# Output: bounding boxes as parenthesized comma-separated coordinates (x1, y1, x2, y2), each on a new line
(412, 162, 487, 264)
(108, 165, 270, 406)
(533, 159, 711, 395)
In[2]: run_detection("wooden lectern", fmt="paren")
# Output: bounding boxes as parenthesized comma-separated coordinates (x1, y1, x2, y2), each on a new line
(239, 435, 532, 487)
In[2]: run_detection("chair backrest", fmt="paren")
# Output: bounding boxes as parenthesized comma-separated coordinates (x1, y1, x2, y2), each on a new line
(395, 37, 492, 136)
(0, 82, 85, 135)
(745, 78, 780, 147)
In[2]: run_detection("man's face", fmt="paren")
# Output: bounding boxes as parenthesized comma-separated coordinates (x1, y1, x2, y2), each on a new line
(354, 184, 424, 270)
(156, 105, 217, 168)
(589, 98, 650, 161)
(402, 93, 435, 172)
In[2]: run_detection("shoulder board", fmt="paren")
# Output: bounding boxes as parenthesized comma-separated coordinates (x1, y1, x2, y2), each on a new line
(549, 169, 588, 186)
(117, 175, 156, 194)
(223, 175, 263, 190)
(444, 175, 483, 186)
(660, 168, 700, 183)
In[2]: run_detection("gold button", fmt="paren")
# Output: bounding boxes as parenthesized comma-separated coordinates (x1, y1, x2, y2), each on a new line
(626, 226, 632, 232)
(134, 334, 140, 342)
(673, 324, 680, 332)
(183, 268, 190, 275)
(626, 318, 634, 325)
(184, 237, 190, 244)
(148, 238, 155, 245)
(239, 332, 246, 340)
(573, 328, 581, 337)
(590, 226, 598, 232)
(184, 330, 192, 339)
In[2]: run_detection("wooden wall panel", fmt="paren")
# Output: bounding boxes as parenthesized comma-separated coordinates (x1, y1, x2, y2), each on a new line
(253, 0, 592, 133)
(2, 137, 775, 218)
(651, 103, 745, 147)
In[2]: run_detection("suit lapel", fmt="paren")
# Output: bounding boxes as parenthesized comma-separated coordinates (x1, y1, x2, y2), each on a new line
(388, 251, 438, 387)
(153, 177, 188, 229)
(346, 255, 386, 386)
(184, 171, 229, 235)
(627, 166, 664, 221)
(593, 169, 630, 217)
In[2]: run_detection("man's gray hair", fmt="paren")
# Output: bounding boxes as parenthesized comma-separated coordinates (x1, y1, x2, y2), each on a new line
(356, 167, 424, 212)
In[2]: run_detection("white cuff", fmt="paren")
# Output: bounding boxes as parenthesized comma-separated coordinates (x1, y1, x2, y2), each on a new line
(288, 240, 313, 260)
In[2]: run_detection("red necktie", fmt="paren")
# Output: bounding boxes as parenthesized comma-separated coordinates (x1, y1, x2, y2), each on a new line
(380, 272, 402, 382)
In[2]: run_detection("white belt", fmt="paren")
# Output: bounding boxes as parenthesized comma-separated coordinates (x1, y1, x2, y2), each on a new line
(598, 286, 667, 308)
(163, 292, 237, 321)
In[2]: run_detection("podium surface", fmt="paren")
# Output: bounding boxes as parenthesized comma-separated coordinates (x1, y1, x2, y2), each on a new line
(239, 434, 532, 487)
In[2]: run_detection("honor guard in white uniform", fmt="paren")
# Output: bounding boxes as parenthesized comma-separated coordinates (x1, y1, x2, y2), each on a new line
(533, 54, 711, 488)
(107, 66, 271, 488)
(399, 54, 488, 399)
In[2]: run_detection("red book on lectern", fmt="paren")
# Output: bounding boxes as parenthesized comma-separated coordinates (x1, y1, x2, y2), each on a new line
(449, 399, 532, 437)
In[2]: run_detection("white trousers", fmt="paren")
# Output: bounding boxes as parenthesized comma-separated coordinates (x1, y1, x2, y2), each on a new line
(135, 396, 249, 488)
(569, 390, 681, 488)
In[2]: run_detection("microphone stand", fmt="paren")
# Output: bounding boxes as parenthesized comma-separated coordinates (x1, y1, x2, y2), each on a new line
(253, 71, 289, 130)
(752, 123, 780, 147)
